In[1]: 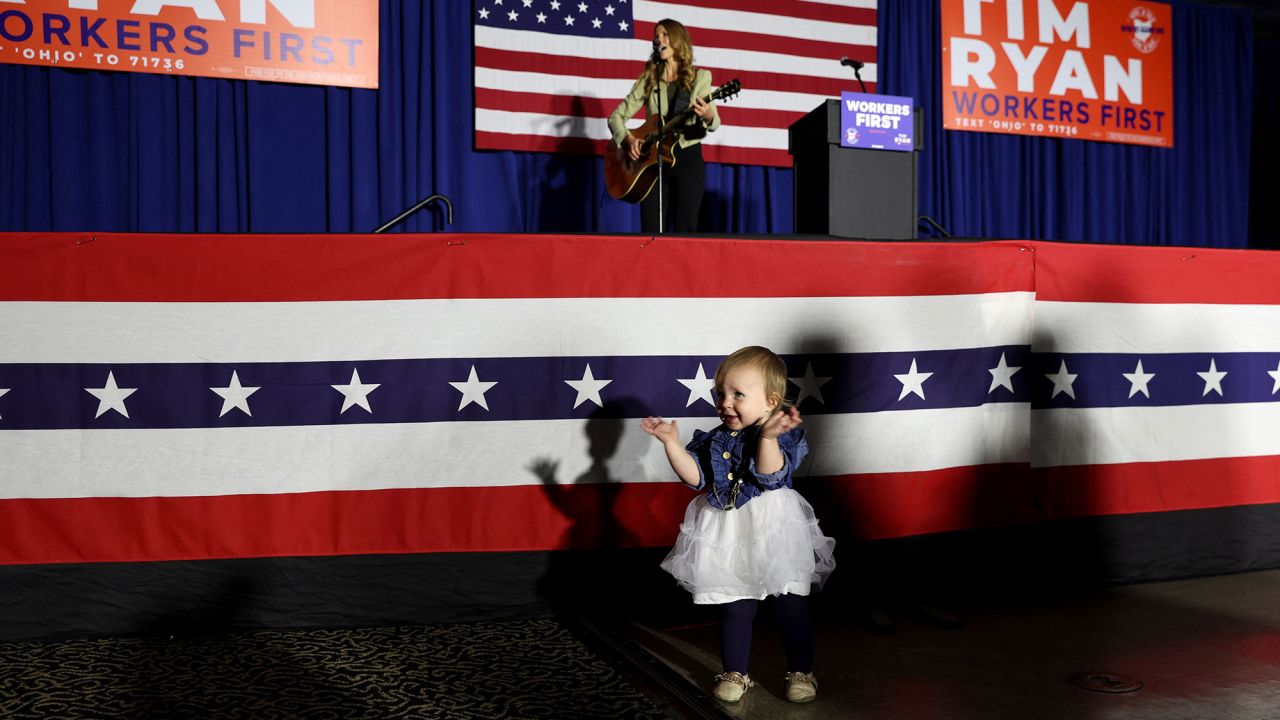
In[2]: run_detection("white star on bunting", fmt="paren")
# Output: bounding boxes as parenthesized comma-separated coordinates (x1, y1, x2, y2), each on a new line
(894, 358, 933, 401)
(1196, 358, 1227, 397)
(85, 371, 137, 419)
(1123, 359, 1155, 399)
(987, 352, 1021, 394)
(1268, 361, 1280, 395)
(788, 363, 831, 406)
(566, 364, 612, 409)
(450, 365, 498, 411)
(332, 368, 380, 414)
(1045, 360, 1078, 400)
(0, 387, 9, 419)
(678, 363, 716, 408)
(210, 370, 261, 417)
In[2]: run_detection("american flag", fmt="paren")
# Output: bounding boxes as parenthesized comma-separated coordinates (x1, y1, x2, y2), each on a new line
(2, 233, 1279, 566)
(473, 0, 879, 167)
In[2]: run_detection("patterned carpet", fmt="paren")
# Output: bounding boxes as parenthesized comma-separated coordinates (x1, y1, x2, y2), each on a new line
(0, 620, 672, 719)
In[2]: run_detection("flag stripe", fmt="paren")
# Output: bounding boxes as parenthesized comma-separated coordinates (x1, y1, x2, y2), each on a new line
(1, 295, 1035, 363)
(1031, 353, 1280, 408)
(0, 235, 1035, 302)
(473, 25, 877, 76)
(632, 21, 878, 66)
(1033, 403, 1280, 467)
(653, 0, 878, 26)
(0, 347, 1036, 430)
(634, 1, 876, 45)
(474, 89, 804, 131)
(825, 454, 1280, 540)
(473, 46, 874, 97)
(0, 406, 1034, 499)
(475, 108, 793, 149)
(1037, 302, 1280, 352)
(1035, 242, 1280, 304)
(474, 132, 797, 165)
(4, 454, 1279, 566)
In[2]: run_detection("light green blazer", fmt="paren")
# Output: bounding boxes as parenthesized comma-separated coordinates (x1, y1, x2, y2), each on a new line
(607, 68, 721, 150)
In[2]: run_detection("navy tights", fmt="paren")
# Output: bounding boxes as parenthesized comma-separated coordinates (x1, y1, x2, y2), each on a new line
(720, 593, 813, 675)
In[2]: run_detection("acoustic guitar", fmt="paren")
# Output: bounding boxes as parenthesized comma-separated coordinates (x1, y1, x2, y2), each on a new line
(604, 78, 741, 203)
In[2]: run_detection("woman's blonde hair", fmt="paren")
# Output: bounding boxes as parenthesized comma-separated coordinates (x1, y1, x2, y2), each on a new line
(715, 346, 790, 416)
(644, 19, 697, 96)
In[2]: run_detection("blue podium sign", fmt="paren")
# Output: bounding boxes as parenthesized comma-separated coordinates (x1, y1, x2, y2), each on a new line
(839, 92, 914, 151)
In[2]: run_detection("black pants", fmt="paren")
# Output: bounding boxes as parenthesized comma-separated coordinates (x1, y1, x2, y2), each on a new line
(640, 141, 704, 233)
(721, 593, 814, 674)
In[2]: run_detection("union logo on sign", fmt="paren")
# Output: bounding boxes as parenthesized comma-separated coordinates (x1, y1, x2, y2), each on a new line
(1126, 7, 1161, 54)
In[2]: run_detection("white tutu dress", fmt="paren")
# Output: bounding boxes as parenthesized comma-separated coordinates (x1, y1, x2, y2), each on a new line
(660, 426, 836, 604)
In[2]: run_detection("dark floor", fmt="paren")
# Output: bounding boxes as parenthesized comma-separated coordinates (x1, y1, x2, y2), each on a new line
(627, 569, 1280, 719)
(2, 570, 1279, 719)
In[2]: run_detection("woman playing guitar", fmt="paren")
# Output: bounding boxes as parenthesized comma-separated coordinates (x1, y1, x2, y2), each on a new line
(607, 19, 719, 233)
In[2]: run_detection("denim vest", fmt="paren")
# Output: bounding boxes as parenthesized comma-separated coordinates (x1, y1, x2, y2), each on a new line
(685, 425, 808, 510)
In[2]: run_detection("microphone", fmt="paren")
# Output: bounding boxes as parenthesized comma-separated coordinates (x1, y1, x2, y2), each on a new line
(651, 42, 664, 64)
(840, 56, 864, 70)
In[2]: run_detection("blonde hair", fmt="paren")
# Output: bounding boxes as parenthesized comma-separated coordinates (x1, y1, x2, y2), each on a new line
(643, 19, 697, 96)
(715, 346, 790, 417)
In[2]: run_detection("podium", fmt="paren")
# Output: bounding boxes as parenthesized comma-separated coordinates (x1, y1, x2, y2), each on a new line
(788, 99, 921, 240)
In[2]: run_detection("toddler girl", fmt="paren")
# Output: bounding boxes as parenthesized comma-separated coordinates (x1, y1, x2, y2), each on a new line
(642, 346, 836, 703)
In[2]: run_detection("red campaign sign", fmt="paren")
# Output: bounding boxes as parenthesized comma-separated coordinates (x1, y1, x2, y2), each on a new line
(941, 0, 1172, 147)
(0, 0, 378, 89)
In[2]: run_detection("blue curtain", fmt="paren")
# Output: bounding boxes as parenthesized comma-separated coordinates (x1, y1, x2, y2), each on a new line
(0, 1, 1255, 245)
(881, 0, 1253, 246)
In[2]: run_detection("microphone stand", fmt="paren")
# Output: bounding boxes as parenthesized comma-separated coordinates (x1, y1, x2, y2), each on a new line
(651, 58, 666, 235)
(841, 57, 868, 93)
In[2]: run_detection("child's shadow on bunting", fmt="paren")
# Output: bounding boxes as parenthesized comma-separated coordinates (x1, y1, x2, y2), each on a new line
(527, 400, 649, 618)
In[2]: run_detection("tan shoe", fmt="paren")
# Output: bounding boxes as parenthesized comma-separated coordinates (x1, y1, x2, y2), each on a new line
(785, 671, 817, 703)
(713, 671, 753, 702)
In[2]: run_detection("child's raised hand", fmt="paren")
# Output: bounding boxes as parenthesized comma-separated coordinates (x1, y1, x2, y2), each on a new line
(761, 406, 802, 439)
(641, 416, 680, 443)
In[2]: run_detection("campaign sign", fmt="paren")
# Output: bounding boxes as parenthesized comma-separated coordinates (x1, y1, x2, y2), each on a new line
(840, 92, 915, 151)
(0, 0, 378, 89)
(941, 0, 1173, 147)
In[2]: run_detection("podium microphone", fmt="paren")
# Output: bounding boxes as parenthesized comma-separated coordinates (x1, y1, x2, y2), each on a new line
(840, 56, 867, 93)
